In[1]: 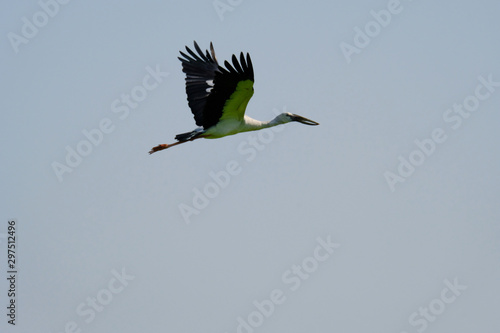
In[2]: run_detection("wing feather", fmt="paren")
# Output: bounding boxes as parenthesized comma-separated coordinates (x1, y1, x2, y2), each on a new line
(178, 41, 254, 129)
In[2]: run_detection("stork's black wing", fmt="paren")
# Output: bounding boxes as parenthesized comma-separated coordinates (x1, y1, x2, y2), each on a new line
(178, 41, 254, 129)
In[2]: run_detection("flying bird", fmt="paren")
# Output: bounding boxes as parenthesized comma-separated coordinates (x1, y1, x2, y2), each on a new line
(149, 41, 319, 154)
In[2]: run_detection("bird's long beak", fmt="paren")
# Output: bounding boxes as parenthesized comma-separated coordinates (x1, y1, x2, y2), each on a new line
(290, 114, 319, 126)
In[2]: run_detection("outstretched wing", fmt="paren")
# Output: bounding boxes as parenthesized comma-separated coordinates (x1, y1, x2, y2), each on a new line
(178, 41, 254, 129)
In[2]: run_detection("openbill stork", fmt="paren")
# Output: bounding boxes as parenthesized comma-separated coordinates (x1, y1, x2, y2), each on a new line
(149, 41, 319, 154)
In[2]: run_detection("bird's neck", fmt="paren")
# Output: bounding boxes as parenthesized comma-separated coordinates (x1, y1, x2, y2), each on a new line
(242, 115, 286, 132)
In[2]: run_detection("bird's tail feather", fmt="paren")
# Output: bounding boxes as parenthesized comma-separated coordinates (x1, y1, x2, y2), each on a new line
(175, 128, 205, 142)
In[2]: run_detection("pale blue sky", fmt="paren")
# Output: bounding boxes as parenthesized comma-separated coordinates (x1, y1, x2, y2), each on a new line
(1, 1, 499, 332)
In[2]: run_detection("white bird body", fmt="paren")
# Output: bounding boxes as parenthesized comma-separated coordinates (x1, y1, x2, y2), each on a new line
(204, 115, 283, 138)
(149, 42, 318, 154)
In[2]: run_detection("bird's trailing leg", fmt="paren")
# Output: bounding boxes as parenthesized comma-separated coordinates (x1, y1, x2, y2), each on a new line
(149, 141, 186, 154)
(148, 136, 202, 154)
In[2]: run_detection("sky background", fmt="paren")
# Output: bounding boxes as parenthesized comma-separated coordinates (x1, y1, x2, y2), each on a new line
(1, 0, 499, 332)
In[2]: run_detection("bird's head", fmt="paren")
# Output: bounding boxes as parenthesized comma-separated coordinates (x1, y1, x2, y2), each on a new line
(279, 112, 319, 126)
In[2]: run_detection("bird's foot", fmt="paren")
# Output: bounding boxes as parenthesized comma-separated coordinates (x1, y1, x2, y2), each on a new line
(149, 144, 169, 154)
